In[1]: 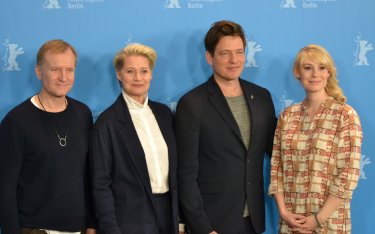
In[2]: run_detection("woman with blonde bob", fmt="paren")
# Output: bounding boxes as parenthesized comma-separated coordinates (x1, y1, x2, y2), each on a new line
(269, 44, 362, 233)
(90, 43, 179, 234)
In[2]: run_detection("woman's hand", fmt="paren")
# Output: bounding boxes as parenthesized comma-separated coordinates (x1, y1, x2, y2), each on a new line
(280, 211, 308, 231)
(291, 214, 322, 233)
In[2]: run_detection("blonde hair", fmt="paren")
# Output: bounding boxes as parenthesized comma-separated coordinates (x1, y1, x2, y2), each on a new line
(37, 39, 77, 66)
(113, 43, 157, 71)
(293, 44, 346, 103)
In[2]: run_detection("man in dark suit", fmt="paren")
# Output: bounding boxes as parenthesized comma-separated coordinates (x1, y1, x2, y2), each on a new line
(175, 20, 276, 234)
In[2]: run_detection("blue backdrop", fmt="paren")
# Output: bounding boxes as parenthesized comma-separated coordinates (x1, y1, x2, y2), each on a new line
(1, 0, 374, 233)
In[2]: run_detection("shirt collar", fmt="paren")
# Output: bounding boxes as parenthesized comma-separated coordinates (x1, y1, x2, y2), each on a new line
(122, 90, 149, 110)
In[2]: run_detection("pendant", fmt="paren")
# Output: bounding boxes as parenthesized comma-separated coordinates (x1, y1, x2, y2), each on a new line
(59, 137, 67, 147)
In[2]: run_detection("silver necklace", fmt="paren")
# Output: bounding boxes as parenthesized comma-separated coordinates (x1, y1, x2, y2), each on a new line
(38, 94, 69, 147)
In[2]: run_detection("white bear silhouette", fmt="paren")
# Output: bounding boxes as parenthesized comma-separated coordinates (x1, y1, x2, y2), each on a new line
(280, 91, 294, 111)
(356, 40, 373, 66)
(280, 0, 296, 8)
(360, 155, 371, 179)
(5, 43, 24, 71)
(246, 41, 262, 67)
(44, 0, 61, 9)
(165, 0, 181, 8)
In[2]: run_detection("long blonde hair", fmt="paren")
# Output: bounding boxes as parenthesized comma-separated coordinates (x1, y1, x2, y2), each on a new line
(293, 44, 346, 103)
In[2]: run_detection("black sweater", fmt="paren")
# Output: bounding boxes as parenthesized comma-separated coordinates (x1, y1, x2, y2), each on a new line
(0, 97, 94, 234)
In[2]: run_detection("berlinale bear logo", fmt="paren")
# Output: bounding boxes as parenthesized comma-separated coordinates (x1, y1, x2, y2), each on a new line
(279, 91, 294, 113)
(164, 0, 181, 8)
(354, 33, 373, 66)
(2, 40, 24, 71)
(245, 40, 262, 68)
(360, 154, 371, 180)
(280, 0, 296, 8)
(43, 0, 61, 9)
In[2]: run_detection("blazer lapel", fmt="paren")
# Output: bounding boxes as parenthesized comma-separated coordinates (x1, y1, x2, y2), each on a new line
(114, 96, 154, 196)
(207, 77, 244, 145)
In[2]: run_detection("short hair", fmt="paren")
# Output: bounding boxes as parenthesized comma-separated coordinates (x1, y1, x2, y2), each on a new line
(36, 39, 77, 66)
(204, 20, 246, 56)
(293, 44, 346, 103)
(113, 43, 157, 71)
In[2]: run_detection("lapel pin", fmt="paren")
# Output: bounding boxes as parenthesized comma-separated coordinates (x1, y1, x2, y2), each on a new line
(250, 95, 254, 99)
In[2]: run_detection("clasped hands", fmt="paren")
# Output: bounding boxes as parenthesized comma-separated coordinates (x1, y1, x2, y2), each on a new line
(281, 211, 320, 234)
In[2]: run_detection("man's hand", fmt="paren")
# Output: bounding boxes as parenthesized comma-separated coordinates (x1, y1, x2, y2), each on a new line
(85, 228, 96, 234)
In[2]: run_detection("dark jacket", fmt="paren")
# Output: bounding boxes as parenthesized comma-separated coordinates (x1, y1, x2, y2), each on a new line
(90, 95, 178, 234)
(175, 76, 276, 234)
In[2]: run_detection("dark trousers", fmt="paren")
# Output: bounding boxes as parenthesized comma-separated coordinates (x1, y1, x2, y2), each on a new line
(238, 216, 257, 234)
(185, 216, 257, 234)
(153, 192, 172, 234)
(21, 228, 85, 234)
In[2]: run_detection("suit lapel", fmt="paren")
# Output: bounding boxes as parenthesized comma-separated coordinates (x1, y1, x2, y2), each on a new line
(114, 96, 154, 196)
(207, 77, 244, 144)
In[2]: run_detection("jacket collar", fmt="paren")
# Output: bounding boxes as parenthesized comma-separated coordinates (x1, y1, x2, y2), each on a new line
(207, 76, 246, 147)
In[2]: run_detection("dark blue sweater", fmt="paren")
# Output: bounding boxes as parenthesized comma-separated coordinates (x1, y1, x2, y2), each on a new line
(0, 97, 94, 234)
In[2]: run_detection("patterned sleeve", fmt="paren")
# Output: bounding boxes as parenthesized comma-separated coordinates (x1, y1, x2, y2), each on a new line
(268, 110, 287, 195)
(329, 105, 362, 199)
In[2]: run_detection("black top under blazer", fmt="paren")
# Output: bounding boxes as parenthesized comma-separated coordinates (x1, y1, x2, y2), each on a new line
(90, 95, 179, 234)
(175, 76, 276, 234)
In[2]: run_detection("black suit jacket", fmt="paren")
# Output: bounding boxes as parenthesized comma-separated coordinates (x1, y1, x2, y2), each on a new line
(175, 76, 276, 234)
(90, 95, 178, 234)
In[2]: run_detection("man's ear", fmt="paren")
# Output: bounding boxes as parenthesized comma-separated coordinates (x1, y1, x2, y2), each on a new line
(205, 51, 213, 66)
(35, 65, 42, 80)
